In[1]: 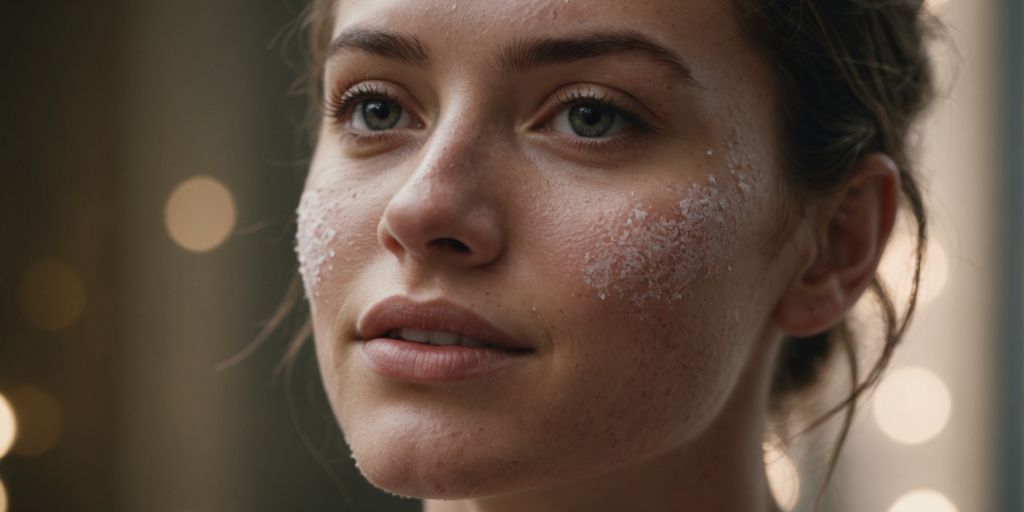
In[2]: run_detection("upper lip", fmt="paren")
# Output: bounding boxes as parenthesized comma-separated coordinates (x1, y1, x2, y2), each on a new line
(357, 296, 534, 351)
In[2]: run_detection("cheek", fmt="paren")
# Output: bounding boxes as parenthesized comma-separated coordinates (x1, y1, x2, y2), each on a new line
(579, 175, 736, 305)
(517, 175, 760, 462)
(295, 187, 341, 305)
(295, 181, 384, 314)
(297, 179, 388, 441)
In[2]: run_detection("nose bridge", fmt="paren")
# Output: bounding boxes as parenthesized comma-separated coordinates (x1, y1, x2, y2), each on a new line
(418, 102, 493, 183)
(378, 105, 505, 268)
(398, 107, 491, 212)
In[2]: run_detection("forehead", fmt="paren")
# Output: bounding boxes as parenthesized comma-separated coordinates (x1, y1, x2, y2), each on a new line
(332, 0, 747, 79)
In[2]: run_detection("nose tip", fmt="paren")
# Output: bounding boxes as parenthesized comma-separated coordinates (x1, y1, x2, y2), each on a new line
(378, 189, 504, 268)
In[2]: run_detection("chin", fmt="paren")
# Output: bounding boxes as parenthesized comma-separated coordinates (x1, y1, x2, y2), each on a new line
(350, 437, 529, 500)
(341, 410, 589, 501)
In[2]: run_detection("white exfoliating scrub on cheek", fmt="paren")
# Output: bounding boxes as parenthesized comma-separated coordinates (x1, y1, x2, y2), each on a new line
(296, 187, 344, 305)
(726, 137, 756, 199)
(582, 175, 737, 305)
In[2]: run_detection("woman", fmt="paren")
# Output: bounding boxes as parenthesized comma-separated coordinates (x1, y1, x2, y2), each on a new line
(290, 0, 934, 510)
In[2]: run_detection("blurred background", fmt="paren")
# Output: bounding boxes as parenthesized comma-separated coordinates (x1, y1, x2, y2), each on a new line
(0, 1, 1019, 511)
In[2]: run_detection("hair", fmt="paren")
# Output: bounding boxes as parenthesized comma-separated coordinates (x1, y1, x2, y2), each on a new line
(254, 0, 935, 508)
(734, 1, 935, 506)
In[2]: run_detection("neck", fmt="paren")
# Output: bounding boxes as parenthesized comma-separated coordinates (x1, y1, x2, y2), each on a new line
(423, 337, 784, 512)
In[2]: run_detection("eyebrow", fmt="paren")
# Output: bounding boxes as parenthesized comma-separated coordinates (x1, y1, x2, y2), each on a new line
(501, 31, 702, 87)
(325, 27, 702, 87)
(325, 28, 430, 67)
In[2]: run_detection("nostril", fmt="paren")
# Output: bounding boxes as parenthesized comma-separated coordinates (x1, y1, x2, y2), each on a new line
(430, 238, 471, 254)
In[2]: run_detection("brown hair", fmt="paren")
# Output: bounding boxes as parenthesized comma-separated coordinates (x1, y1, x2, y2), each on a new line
(253, 0, 935, 508)
(735, 1, 935, 505)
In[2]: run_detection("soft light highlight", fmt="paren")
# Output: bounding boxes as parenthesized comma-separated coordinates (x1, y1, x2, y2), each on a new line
(0, 394, 15, 458)
(889, 489, 958, 512)
(873, 366, 952, 445)
(764, 443, 800, 511)
(878, 232, 949, 307)
(164, 176, 237, 253)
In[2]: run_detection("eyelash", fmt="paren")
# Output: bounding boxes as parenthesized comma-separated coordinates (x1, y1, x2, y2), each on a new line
(322, 83, 652, 150)
(547, 89, 651, 149)
(324, 83, 404, 138)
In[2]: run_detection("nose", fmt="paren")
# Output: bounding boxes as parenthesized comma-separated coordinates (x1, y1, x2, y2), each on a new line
(377, 136, 505, 269)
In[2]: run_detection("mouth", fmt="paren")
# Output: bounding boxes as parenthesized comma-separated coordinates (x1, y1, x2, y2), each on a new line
(356, 297, 535, 382)
(358, 297, 535, 352)
(384, 328, 506, 349)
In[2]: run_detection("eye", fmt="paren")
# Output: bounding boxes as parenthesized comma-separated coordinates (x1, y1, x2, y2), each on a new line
(352, 98, 411, 131)
(565, 102, 618, 138)
(325, 82, 418, 133)
(547, 89, 644, 141)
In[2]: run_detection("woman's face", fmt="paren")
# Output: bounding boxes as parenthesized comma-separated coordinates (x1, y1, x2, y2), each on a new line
(299, 0, 793, 498)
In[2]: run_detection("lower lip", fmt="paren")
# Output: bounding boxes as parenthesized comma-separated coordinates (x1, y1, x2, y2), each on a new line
(359, 338, 530, 382)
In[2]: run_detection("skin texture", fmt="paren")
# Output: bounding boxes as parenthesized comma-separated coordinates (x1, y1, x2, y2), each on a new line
(297, 1, 900, 510)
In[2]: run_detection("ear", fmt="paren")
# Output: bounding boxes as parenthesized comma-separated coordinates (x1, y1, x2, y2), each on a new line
(772, 153, 901, 337)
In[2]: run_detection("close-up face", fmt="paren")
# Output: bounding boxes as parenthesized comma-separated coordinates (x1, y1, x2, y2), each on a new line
(10, 0, 1015, 510)
(297, 0, 801, 500)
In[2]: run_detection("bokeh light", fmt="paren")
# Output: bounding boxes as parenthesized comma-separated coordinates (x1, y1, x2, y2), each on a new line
(873, 366, 952, 445)
(878, 232, 950, 307)
(7, 387, 63, 457)
(164, 176, 237, 253)
(0, 477, 7, 512)
(764, 442, 800, 511)
(889, 489, 959, 512)
(0, 393, 16, 458)
(17, 259, 87, 331)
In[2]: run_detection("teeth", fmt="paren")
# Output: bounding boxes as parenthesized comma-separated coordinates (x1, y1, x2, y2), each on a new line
(399, 328, 431, 343)
(431, 331, 460, 346)
(394, 328, 490, 348)
(458, 337, 487, 347)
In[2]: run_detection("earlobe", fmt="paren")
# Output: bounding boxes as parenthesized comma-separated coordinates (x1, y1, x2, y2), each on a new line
(772, 153, 901, 338)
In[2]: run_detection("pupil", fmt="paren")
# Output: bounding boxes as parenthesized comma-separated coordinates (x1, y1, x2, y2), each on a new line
(578, 105, 602, 125)
(362, 100, 401, 130)
(569, 104, 614, 137)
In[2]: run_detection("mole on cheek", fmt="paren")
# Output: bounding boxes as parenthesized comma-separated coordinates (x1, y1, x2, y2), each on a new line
(581, 175, 736, 306)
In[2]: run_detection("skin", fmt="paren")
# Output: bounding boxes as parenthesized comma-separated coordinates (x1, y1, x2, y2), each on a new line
(298, 0, 900, 510)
